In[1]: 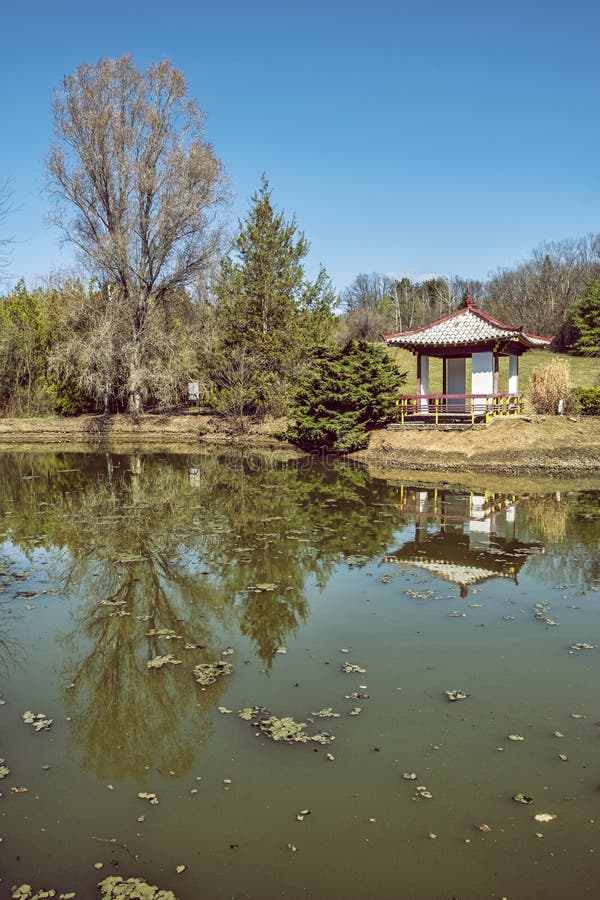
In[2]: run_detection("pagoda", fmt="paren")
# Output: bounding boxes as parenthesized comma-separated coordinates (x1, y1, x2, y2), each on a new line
(383, 297, 552, 423)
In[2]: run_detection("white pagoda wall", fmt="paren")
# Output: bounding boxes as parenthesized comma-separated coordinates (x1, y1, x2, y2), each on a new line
(471, 352, 494, 412)
(447, 358, 466, 411)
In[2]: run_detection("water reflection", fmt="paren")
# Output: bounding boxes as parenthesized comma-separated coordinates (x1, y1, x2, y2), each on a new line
(0, 451, 598, 782)
(387, 486, 543, 595)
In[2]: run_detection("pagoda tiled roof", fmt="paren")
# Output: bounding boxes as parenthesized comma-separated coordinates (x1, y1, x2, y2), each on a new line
(383, 299, 552, 350)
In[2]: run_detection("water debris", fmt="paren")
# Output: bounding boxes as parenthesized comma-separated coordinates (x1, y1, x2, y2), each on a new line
(553, 730, 565, 738)
(449, 611, 466, 617)
(147, 655, 182, 669)
(175, 866, 186, 874)
(99, 876, 178, 899)
(444, 690, 469, 702)
(402, 773, 417, 781)
(377, 575, 393, 584)
(569, 642, 597, 651)
(275, 647, 288, 655)
(0, 759, 9, 778)
(349, 707, 362, 717)
(11, 888, 77, 900)
(311, 708, 340, 718)
(287, 843, 297, 852)
(414, 785, 432, 799)
(344, 554, 370, 566)
(532, 602, 559, 626)
(325, 753, 335, 761)
(344, 692, 369, 701)
(534, 813, 557, 822)
(137, 791, 159, 805)
(507, 734, 525, 742)
(249, 583, 278, 592)
(428, 832, 437, 839)
(193, 659, 233, 686)
(475, 824, 492, 832)
(339, 648, 350, 653)
(558, 754, 568, 761)
(221, 647, 235, 657)
(22, 711, 53, 731)
(237, 707, 335, 745)
(512, 793, 534, 805)
(146, 628, 181, 640)
(218, 707, 232, 714)
(11, 785, 28, 793)
(341, 663, 366, 674)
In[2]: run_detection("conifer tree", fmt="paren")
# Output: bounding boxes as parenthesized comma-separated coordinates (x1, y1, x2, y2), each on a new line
(210, 177, 336, 422)
(571, 279, 600, 356)
(287, 340, 405, 452)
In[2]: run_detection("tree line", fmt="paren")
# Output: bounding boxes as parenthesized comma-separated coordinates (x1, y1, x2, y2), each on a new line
(0, 55, 598, 427)
(340, 235, 600, 352)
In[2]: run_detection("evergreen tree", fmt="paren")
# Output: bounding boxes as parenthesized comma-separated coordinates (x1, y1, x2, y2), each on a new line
(571, 279, 600, 356)
(287, 340, 406, 452)
(212, 176, 336, 418)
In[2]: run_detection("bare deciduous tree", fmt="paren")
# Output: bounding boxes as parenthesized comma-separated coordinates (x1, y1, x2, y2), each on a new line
(46, 55, 229, 413)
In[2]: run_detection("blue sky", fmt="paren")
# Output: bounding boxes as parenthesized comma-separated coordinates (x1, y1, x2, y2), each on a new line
(1, 0, 598, 293)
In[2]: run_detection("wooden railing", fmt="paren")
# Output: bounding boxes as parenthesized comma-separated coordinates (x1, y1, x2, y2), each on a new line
(395, 393, 524, 425)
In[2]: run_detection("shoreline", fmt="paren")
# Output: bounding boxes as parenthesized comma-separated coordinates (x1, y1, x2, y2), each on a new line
(0, 413, 599, 480)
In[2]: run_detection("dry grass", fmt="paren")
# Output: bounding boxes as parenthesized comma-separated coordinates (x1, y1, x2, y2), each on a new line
(528, 358, 573, 414)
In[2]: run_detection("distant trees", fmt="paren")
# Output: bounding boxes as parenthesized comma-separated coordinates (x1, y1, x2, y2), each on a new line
(0, 181, 13, 273)
(46, 54, 228, 414)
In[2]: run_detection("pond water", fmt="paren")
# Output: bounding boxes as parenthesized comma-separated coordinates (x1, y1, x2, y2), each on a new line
(0, 450, 599, 900)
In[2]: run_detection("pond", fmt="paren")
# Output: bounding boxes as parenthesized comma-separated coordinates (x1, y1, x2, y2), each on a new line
(0, 449, 599, 899)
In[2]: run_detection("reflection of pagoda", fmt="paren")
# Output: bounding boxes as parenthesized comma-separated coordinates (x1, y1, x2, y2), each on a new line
(386, 487, 542, 596)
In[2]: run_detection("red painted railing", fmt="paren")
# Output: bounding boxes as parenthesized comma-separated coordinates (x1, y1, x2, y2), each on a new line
(396, 393, 524, 424)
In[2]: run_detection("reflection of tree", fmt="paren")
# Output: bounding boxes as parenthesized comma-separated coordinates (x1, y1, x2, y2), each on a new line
(524, 492, 600, 588)
(0, 449, 407, 775)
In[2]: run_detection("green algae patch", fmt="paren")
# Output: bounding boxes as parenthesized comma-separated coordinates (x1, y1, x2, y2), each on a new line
(238, 707, 335, 745)
(98, 876, 178, 899)
(193, 659, 233, 686)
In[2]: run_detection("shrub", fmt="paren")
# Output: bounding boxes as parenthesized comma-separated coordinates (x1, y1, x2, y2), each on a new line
(286, 340, 405, 452)
(575, 387, 600, 416)
(528, 358, 573, 414)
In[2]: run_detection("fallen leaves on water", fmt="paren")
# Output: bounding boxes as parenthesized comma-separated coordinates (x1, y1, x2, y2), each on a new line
(475, 824, 492, 832)
(534, 813, 557, 823)
(569, 642, 597, 651)
(11, 785, 28, 793)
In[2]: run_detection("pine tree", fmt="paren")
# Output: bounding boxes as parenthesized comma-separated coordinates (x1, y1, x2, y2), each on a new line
(214, 176, 336, 381)
(287, 340, 406, 452)
(571, 279, 600, 356)
(210, 177, 337, 423)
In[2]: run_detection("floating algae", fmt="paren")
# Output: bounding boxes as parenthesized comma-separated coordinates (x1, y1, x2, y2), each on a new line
(147, 655, 182, 669)
(193, 659, 233, 686)
(99, 875, 178, 899)
(22, 711, 53, 731)
(237, 708, 335, 745)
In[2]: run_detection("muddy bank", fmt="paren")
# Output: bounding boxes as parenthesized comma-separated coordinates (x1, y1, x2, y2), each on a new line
(355, 416, 600, 477)
(0, 413, 599, 479)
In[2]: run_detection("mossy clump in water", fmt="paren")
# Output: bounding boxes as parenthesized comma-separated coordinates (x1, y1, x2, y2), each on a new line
(238, 708, 335, 745)
(0, 758, 10, 778)
(147, 655, 182, 670)
(11, 888, 76, 899)
(99, 875, 178, 899)
(193, 659, 233, 686)
(22, 711, 53, 731)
